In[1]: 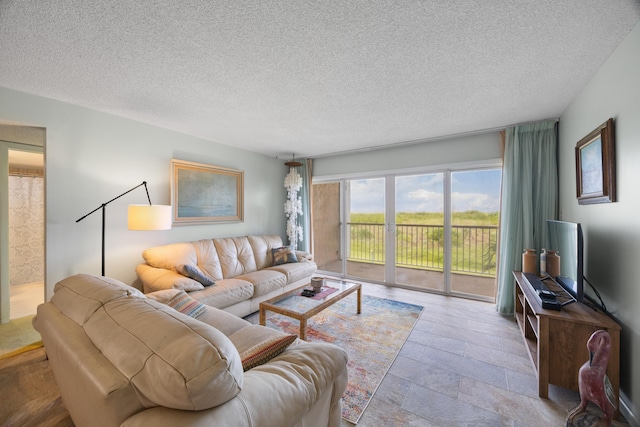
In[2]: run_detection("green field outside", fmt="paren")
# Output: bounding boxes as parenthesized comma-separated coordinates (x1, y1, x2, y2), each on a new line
(348, 211, 499, 276)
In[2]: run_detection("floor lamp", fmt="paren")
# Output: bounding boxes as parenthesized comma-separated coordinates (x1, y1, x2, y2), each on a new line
(76, 181, 171, 276)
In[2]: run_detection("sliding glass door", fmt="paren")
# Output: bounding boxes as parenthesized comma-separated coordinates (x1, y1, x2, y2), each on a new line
(394, 173, 445, 292)
(345, 178, 386, 282)
(449, 169, 501, 298)
(312, 166, 501, 301)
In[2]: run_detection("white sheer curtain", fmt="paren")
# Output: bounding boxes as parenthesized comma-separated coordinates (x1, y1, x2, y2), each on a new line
(8, 174, 45, 286)
(495, 121, 558, 315)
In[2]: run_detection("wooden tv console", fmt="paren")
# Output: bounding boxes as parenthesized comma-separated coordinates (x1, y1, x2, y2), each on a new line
(512, 271, 621, 400)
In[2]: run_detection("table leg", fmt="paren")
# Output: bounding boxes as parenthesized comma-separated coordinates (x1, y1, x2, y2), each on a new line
(356, 286, 362, 314)
(300, 318, 307, 341)
(259, 308, 266, 326)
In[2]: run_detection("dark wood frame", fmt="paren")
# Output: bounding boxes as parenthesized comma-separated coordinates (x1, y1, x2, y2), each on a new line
(575, 118, 616, 205)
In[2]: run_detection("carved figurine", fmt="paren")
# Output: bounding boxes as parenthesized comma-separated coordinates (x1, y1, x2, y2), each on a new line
(566, 330, 617, 427)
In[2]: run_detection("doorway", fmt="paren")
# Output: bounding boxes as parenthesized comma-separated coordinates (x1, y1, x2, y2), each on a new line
(1, 137, 45, 324)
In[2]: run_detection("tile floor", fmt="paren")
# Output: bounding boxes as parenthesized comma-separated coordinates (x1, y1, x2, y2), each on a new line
(344, 281, 621, 427)
(1, 278, 626, 426)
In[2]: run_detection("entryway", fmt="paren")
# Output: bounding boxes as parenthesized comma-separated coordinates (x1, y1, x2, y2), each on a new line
(1, 130, 45, 325)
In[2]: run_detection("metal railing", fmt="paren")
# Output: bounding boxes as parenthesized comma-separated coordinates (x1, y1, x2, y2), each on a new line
(347, 222, 498, 277)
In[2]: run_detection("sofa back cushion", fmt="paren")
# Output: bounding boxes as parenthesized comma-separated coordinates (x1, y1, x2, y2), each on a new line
(213, 236, 258, 278)
(52, 274, 145, 326)
(142, 241, 198, 271)
(52, 274, 244, 411)
(248, 235, 284, 270)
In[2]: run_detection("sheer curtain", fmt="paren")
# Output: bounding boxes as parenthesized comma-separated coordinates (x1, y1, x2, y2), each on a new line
(8, 174, 45, 286)
(495, 120, 558, 315)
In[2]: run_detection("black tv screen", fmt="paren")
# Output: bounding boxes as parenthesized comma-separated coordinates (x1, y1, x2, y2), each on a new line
(547, 220, 583, 302)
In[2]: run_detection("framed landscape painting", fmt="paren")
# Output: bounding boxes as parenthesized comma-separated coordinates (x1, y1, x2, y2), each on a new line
(171, 159, 244, 224)
(575, 118, 616, 205)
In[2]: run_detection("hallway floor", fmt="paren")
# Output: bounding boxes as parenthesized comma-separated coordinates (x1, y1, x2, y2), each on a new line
(9, 282, 43, 320)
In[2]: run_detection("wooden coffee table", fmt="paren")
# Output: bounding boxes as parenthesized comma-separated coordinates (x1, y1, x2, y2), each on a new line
(259, 278, 361, 340)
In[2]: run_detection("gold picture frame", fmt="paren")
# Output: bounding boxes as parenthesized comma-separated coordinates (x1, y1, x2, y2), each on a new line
(171, 159, 244, 224)
(575, 118, 616, 205)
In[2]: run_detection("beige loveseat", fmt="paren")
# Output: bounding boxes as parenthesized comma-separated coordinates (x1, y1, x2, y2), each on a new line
(34, 274, 348, 427)
(136, 235, 317, 317)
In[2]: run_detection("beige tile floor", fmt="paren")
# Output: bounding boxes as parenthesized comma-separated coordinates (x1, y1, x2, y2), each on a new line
(0, 278, 627, 426)
(343, 281, 626, 427)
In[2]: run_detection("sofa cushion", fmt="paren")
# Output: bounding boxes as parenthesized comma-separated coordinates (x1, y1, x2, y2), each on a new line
(267, 260, 317, 284)
(229, 325, 298, 370)
(51, 274, 145, 326)
(163, 289, 208, 318)
(176, 264, 216, 287)
(191, 238, 224, 280)
(234, 270, 287, 298)
(228, 324, 294, 353)
(84, 297, 244, 411)
(188, 278, 254, 309)
(271, 246, 298, 265)
(136, 264, 205, 293)
(239, 334, 298, 371)
(214, 237, 258, 278)
(50, 274, 244, 411)
(147, 289, 251, 336)
(248, 235, 284, 269)
(142, 241, 198, 271)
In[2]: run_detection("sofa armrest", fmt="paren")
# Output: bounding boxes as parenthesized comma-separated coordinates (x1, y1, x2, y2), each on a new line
(136, 264, 204, 293)
(295, 250, 313, 262)
(121, 341, 348, 427)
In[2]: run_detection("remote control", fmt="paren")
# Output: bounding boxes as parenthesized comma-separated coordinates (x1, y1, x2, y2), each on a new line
(537, 289, 555, 298)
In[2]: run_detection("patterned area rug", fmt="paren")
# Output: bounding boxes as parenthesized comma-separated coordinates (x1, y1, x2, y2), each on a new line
(246, 295, 423, 424)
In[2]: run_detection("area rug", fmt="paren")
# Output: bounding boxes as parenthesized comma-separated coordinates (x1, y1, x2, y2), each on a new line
(246, 295, 423, 424)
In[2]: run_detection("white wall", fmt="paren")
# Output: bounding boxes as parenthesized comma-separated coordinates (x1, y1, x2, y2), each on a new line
(0, 87, 287, 301)
(559, 22, 640, 423)
(313, 131, 501, 178)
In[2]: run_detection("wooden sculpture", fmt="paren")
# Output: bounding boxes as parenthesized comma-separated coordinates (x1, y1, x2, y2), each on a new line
(566, 330, 617, 427)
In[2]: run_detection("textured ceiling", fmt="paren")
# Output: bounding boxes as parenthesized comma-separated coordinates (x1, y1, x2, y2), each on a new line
(1, 1, 639, 158)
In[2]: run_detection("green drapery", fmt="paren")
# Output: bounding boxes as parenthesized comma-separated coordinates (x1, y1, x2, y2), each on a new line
(297, 159, 312, 253)
(495, 120, 558, 315)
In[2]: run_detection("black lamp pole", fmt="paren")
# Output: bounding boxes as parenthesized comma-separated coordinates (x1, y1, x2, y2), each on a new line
(76, 181, 152, 276)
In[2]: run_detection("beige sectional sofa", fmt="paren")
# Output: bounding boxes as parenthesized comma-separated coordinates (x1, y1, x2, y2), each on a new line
(136, 235, 317, 317)
(34, 274, 348, 427)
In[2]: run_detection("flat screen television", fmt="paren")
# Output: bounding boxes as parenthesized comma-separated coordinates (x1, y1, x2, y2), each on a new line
(546, 220, 584, 303)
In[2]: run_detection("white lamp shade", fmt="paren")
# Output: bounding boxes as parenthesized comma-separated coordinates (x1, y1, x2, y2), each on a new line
(128, 205, 172, 230)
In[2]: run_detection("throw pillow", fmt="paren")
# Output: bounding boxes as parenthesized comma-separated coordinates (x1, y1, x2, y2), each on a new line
(165, 290, 208, 319)
(176, 264, 216, 287)
(271, 246, 298, 266)
(239, 334, 298, 371)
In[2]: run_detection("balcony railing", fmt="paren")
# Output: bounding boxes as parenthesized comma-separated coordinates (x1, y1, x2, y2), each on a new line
(347, 223, 498, 277)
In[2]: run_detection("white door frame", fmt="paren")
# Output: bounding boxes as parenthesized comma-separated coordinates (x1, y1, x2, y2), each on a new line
(0, 140, 44, 323)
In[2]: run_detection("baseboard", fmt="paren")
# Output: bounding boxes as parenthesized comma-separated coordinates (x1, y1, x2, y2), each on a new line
(620, 392, 640, 427)
(0, 341, 43, 361)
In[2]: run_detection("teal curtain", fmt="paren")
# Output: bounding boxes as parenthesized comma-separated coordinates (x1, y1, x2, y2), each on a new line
(296, 159, 312, 252)
(495, 120, 558, 315)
